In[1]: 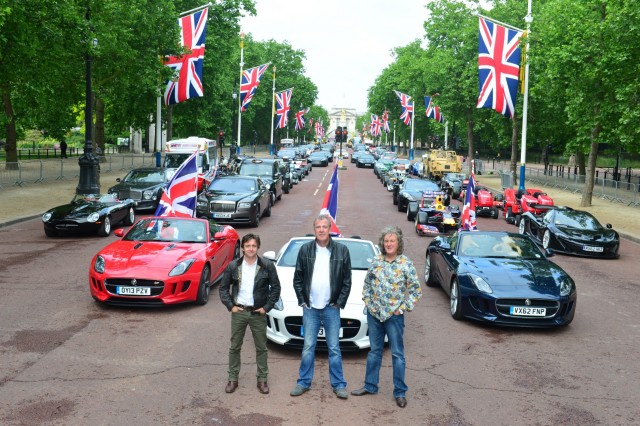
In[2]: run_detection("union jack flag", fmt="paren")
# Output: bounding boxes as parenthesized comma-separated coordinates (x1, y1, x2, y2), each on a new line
(394, 90, 413, 125)
(315, 120, 324, 138)
(308, 118, 314, 133)
(295, 107, 309, 131)
(477, 17, 523, 118)
(424, 96, 444, 123)
(459, 173, 478, 231)
(382, 110, 390, 133)
(163, 8, 209, 106)
(369, 114, 382, 137)
(320, 164, 342, 237)
(154, 152, 198, 218)
(275, 88, 293, 129)
(240, 63, 270, 112)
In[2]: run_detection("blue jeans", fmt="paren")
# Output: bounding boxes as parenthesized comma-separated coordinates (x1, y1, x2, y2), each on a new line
(363, 312, 407, 398)
(296, 305, 347, 390)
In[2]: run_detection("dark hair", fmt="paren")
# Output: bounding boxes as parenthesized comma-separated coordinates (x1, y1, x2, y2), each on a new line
(378, 226, 404, 255)
(241, 233, 261, 249)
(313, 214, 332, 229)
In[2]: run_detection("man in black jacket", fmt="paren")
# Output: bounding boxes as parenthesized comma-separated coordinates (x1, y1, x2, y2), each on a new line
(290, 214, 352, 399)
(220, 233, 281, 395)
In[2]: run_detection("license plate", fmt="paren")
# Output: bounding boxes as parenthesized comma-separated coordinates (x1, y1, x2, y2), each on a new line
(213, 213, 232, 218)
(510, 306, 546, 316)
(117, 286, 151, 296)
(582, 245, 604, 252)
(301, 326, 344, 338)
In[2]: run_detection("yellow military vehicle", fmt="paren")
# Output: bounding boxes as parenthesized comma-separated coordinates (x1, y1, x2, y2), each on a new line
(422, 149, 462, 181)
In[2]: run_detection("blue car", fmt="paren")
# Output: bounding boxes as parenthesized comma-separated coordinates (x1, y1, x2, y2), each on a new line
(425, 231, 577, 327)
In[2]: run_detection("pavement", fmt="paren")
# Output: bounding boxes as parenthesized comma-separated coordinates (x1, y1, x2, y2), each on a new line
(0, 168, 638, 244)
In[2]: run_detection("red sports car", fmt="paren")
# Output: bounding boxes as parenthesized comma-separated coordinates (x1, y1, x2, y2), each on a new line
(89, 217, 240, 306)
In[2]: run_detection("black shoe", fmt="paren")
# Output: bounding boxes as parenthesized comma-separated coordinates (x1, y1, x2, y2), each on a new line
(395, 397, 407, 408)
(225, 381, 238, 393)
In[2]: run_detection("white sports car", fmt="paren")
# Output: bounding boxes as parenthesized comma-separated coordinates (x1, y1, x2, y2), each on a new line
(263, 236, 381, 350)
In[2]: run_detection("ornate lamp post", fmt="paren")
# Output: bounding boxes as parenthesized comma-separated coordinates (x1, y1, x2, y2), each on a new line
(76, 6, 99, 195)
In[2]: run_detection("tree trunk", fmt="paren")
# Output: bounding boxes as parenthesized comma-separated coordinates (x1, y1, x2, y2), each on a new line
(580, 123, 601, 207)
(2, 85, 18, 167)
(577, 151, 586, 177)
(466, 108, 474, 176)
(510, 113, 520, 186)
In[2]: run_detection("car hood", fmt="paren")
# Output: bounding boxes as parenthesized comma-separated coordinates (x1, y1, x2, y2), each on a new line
(459, 257, 568, 295)
(275, 266, 366, 306)
(555, 226, 618, 242)
(47, 202, 107, 219)
(200, 192, 254, 202)
(96, 240, 205, 275)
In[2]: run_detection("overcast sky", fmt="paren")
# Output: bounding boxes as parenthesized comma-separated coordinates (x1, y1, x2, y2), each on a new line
(239, 0, 432, 114)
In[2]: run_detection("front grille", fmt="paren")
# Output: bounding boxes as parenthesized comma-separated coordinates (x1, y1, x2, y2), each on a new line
(211, 201, 236, 213)
(105, 278, 165, 297)
(283, 316, 362, 340)
(495, 298, 560, 318)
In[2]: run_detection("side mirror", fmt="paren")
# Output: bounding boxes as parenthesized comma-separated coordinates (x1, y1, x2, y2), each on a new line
(263, 250, 276, 261)
(114, 229, 125, 238)
(606, 223, 613, 229)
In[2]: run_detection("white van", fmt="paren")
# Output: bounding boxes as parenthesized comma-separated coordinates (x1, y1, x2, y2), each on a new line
(163, 136, 218, 191)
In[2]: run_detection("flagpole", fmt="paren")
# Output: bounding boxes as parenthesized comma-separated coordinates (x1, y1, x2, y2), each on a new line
(179, 2, 212, 16)
(444, 121, 449, 150)
(236, 33, 244, 155)
(269, 66, 276, 155)
(409, 99, 415, 160)
(519, 0, 532, 192)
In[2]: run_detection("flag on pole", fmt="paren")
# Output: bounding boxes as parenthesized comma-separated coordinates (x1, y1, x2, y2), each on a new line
(163, 7, 209, 106)
(477, 17, 524, 118)
(295, 107, 309, 131)
(275, 88, 294, 129)
(394, 90, 414, 125)
(459, 174, 478, 231)
(154, 152, 198, 217)
(382, 110, 390, 133)
(320, 163, 342, 236)
(240, 63, 270, 111)
(424, 96, 444, 123)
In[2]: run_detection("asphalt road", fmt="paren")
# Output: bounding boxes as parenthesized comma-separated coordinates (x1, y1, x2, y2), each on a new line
(1, 161, 639, 425)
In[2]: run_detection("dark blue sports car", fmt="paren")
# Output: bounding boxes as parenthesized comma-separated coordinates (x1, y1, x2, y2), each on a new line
(518, 206, 619, 259)
(425, 231, 577, 327)
(42, 193, 135, 237)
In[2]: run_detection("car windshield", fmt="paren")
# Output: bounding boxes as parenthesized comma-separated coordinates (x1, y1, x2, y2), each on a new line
(404, 179, 439, 192)
(277, 239, 377, 270)
(123, 218, 207, 243)
(239, 161, 272, 177)
(445, 173, 466, 181)
(163, 153, 194, 169)
(457, 233, 544, 259)
(124, 170, 166, 183)
(553, 210, 603, 230)
(207, 177, 257, 192)
(72, 193, 118, 204)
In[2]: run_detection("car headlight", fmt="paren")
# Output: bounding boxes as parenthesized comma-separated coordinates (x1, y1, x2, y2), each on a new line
(87, 212, 100, 222)
(169, 258, 196, 276)
(238, 202, 252, 209)
(42, 212, 52, 222)
(559, 277, 575, 296)
(142, 190, 153, 200)
(468, 273, 493, 294)
(197, 200, 208, 208)
(94, 255, 105, 274)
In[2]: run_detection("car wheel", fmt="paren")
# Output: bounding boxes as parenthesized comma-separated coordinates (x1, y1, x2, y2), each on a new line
(263, 199, 272, 217)
(542, 230, 551, 249)
(518, 218, 526, 234)
(276, 189, 282, 201)
(393, 193, 398, 205)
(124, 207, 135, 226)
(251, 206, 260, 227)
(425, 254, 438, 287)
(271, 192, 277, 205)
(283, 181, 290, 194)
(98, 216, 112, 237)
(492, 208, 498, 219)
(450, 278, 464, 320)
(505, 208, 515, 224)
(195, 264, 211, 305)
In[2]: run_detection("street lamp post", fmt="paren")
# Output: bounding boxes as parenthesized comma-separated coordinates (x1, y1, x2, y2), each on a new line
(231, 90, 237, 158)
(76, 6, 99, 195)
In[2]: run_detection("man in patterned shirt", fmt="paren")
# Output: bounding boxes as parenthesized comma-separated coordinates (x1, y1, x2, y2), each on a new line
(351, 226, 422, 408)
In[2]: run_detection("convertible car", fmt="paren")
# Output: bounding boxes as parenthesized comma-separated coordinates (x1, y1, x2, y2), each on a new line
(518, 206, 619, 258)
(425, 231, 577, 327)
(42, 193, 135, 237)
(263, 236, 381, 350)
(89, 217, 240, 306)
